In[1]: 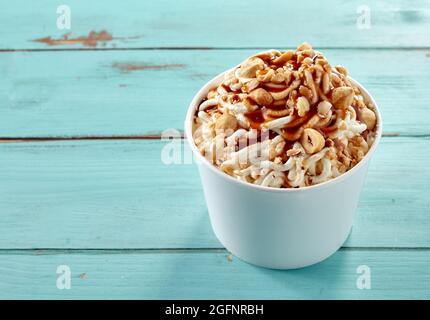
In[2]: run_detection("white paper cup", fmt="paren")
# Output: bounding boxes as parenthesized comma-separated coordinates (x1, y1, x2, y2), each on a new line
(185, 70, 382, 269)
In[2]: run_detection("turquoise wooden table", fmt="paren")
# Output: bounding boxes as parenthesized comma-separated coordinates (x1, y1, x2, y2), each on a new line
(1, 0, 430, 299)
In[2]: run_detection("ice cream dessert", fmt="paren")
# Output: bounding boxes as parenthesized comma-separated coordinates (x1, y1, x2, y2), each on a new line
(192, 43, 378, 188)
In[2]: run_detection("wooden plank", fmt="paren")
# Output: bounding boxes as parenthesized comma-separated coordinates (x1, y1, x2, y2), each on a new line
(0, 0, 429, 50)
(1, 49, 429, 137)
(1, 137, 429, 249)
(0, 249, 429, 299)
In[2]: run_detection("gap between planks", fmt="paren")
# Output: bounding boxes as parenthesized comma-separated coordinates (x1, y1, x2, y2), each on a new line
(1, 47, 430, 53)
(0, 132, 415, 143)
(0, 247, 429, 256)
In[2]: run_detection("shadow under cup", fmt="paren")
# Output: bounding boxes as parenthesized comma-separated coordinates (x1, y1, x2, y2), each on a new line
(185, 72, 382, 269)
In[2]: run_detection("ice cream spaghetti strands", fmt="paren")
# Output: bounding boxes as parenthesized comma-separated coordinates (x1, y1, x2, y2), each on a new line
(192, 43, 378, 188)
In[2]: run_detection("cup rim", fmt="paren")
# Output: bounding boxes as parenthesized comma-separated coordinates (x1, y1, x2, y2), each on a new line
(185, 64, 383, 193)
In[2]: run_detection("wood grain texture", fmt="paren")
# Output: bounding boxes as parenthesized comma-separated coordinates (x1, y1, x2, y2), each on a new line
(1, 49, 429, 137)
(0, 0, 429, 50)
(0, 249, 429, 299)
(1, 137, 429, 249)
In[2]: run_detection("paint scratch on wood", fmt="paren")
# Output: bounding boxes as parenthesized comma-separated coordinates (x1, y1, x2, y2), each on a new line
(79, 273, 87, 280)
(189, 73, 211, 80)
(32, 31, 141, 47)
(382, 133, 400, 137)
(112, 62, 186, 72)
